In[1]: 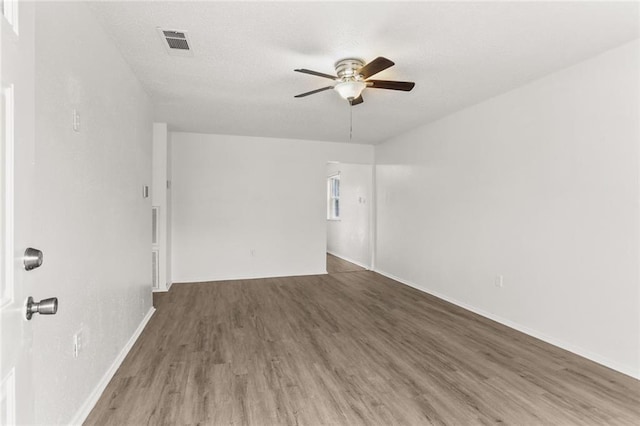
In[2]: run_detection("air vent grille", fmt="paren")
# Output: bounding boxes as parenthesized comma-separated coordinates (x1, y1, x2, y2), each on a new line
(157, 27, 193, 56)
(163, 30, 185, 39)
(167, 38, 189, 50)
(152, 250, 159, 289)
(151, 206, 159, 245)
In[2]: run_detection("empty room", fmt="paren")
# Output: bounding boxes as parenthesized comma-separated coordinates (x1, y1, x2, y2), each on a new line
(1, 0, 639, 424)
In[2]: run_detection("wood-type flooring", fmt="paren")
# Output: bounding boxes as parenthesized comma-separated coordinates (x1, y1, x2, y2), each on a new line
(85, 259, 639, 425)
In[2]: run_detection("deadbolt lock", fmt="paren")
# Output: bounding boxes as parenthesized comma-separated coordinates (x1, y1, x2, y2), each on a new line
(23, 247, 43, 271)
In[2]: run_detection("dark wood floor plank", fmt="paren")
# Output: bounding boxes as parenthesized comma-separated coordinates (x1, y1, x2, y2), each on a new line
(85, 269, 640, 425)
(326, 253, 366, 273)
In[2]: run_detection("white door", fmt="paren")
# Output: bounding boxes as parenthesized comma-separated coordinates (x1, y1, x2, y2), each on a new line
(1, 1, 38, 424)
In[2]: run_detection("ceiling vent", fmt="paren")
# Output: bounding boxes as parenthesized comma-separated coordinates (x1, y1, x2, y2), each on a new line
(156, 28, 193, 57)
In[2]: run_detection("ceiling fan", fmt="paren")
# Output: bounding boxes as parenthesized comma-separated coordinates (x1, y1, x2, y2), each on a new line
(294, 57, 415, 106)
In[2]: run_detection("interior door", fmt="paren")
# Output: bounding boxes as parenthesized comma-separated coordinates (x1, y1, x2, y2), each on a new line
(1, 1, 37, 424)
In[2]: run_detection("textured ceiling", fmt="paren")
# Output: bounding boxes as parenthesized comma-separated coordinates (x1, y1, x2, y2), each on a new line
(88, 1, 639, 144)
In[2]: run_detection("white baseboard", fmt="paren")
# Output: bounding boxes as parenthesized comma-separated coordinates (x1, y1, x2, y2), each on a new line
(173, 270, 328, 284)
(70, 307, 156, 425)
(326, 251, 370, 270)
(152, 281, 173, 293)
(374, 268, 639, 380)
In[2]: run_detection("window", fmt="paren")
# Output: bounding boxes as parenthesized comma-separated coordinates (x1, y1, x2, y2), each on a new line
(327, 174, 340, 220)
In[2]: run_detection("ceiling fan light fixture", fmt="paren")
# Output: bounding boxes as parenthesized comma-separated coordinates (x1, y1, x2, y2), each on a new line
(334, 81, 366, 100)
(294, 57, 414, 106)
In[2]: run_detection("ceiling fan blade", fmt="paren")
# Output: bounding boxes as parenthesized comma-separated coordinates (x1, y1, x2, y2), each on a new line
(294, 86, 334, 98)
(349, 95, 364, 106)
(367, 80, 415, 91)
(357, 57, 395, 79)
(294, 69, 339, 80)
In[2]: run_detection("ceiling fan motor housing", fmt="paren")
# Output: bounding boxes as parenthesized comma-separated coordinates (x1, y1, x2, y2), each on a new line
(335, 58, 366, 80)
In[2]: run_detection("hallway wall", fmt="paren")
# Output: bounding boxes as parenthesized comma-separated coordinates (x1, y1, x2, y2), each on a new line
(34, 2, 154, 423)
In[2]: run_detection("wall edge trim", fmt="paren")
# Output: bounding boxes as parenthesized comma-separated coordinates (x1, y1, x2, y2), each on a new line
(172, 270, 329, 284)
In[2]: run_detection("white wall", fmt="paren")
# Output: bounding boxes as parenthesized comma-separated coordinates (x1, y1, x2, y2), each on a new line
(326, 163, 372, 268)
(375, 40, 640, 378)
(171, 133, 373, 282)
(34, 2, 153, 423)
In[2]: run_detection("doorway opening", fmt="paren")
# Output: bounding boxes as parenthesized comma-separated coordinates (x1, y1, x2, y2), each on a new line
(325, 161, 373, 273)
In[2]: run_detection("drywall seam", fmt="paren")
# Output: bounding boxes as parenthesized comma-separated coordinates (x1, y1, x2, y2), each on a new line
(326, 250, 370, 270)
(69, 307, 156, 425)
(374, 268, 640, 380)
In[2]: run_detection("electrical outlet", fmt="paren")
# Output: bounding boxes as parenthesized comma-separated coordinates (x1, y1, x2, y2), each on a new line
(73, 328, 84, 358)
(495, 275, 504, 288)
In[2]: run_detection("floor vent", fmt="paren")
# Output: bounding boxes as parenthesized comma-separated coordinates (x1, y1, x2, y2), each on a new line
(157, 28, 193, 56)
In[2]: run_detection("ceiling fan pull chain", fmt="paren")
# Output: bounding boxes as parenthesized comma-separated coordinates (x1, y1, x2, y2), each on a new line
(349, 104, 353, 141)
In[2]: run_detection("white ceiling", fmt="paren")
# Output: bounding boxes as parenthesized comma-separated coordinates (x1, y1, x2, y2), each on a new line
(88, 1, 639, 145)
